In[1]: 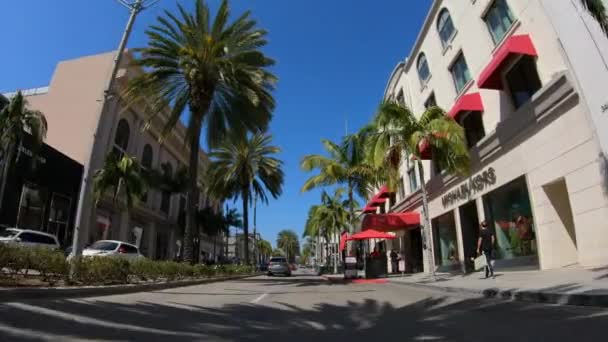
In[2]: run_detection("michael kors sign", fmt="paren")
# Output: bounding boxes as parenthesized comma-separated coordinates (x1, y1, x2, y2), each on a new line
(441, 167, 496, 207)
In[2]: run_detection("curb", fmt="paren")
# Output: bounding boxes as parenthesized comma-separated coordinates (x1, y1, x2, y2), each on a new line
(389, 280, 608, 308)
(0, 274, 259, 302)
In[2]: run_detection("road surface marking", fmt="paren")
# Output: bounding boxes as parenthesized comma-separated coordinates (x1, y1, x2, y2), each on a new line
(250, 293, 268, 304)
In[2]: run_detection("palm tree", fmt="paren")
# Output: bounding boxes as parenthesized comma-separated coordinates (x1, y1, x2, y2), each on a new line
(208, 133, 284, 264)
(222, 207, 242, 257)
(301, 126, 379, 232)
(301, 237, 315, 265)
(93, 153, 147, 239)
(277, 229, 299, 263)
(370, 102, 469, 278)
(581, 0, 608, 37)
(303, 188, 350, 270)
(0, 91, 48, 212)
(257, 239, 272, 263)
(125, 0, 277, 262)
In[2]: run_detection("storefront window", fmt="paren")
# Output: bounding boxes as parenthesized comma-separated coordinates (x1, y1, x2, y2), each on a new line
(483, 176, 537, 260)
(17, 184, 47, 230)
(431, 211, 459, 268)
(47, 193, 71, 245)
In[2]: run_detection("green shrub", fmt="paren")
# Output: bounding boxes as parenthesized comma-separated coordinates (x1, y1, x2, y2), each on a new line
(130, 258, 162, 282)
(29, 248, 68, 286)
(74, 257, 130, 285)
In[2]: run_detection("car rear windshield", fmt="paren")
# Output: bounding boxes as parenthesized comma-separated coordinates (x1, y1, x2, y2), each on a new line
(270, 258, 287, 263)
(0, 229, 18, 238)
(89, 241, 118, 251)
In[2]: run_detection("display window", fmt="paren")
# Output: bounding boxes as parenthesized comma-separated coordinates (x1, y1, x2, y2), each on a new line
(432, 211, 459, 267)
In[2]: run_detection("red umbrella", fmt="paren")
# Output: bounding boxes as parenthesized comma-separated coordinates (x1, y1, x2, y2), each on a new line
(347, 229, 396, 241)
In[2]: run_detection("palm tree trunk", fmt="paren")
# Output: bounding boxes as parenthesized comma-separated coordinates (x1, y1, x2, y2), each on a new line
(333, 231, 339, 274)
(348, 181, 355, 233)
(183, 120, 203, 264)
(416, 159, 436, 280)
(242, 189, 250, 264)
(0, 142, 16, 213)
(324, 232, 331, 268)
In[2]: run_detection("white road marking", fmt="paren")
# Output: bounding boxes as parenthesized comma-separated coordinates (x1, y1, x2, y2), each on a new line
(250, 293, 268, 304)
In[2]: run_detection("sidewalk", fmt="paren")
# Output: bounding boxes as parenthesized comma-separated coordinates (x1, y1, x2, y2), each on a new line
(388, 265, 608, 307)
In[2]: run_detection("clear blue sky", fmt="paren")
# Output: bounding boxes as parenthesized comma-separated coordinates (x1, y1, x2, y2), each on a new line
(0, 0, 430, 247)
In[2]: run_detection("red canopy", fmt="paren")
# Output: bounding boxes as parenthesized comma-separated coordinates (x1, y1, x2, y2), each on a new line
(362, 205, 377, 214)
(362, 212, 420, 232)
(447, 92, 484, 121)
(478, 34, 538, 90)
(347, 229, 396, 241)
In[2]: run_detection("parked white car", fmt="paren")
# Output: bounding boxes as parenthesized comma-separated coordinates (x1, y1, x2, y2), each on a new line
(0, 228, 60, 249)
(73, 240, 143, 261)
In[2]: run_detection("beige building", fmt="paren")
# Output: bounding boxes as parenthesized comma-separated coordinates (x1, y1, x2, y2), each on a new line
(11, 51, 222, 260)
(368, 0, 608, 274)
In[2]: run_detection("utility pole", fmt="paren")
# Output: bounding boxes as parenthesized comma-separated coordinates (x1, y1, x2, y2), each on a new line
(253, 194, 258, 267)
(70, 0, 159, 278)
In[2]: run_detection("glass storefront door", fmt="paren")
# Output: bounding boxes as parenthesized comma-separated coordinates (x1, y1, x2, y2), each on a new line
(459, 200, 480, 273)
(483, 176, 538, 266)
(431, 211, 459, 270)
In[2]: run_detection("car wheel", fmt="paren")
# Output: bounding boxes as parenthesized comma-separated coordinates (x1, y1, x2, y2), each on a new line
(267, 272, 272, 277)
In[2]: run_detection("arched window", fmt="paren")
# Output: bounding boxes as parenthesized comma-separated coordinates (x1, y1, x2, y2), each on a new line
(437, 9, 456, 48)
(417, 53, 431, 85)
(141, 144, 153, 169)
(113, 119, 130, 157)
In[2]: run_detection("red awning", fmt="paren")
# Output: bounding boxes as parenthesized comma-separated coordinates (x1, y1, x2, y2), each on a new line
(478, 34, 538, 90)
(365, 185, 393, 208)
(362, 212, 420, 232)
(447, 93, 484, 121)
(347, 229, 396, 241)
(377, 185, 392, 198)
(362, 205, 377, 214)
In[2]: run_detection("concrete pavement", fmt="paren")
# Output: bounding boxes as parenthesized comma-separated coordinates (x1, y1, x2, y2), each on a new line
(0, 269, 607, 341)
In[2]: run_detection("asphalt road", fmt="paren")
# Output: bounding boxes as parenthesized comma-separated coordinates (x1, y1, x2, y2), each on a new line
(1, 269, 607, 341)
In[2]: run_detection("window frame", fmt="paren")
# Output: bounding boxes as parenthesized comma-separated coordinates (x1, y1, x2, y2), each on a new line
(449, 52, 472, 95)
(437, 8, 457, 49)
(417, 53, 432, 86)
(483, 0, 516, 45)
(503, 55, 542, 109)
(113, 119, 131, 157)
(407, 159, 419, 193)
(424, 92, 437, 109)
(459, 111, 486, 149)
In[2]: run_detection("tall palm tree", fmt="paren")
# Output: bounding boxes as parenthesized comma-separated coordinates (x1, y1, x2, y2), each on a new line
(93, 153, 147, 239)
(208, 133, 284, 264)
(277, 229, 299, 263)
(257, 239, 272, 263)
(301, 126, 378, 232)
(370, 102, 469, 277)
(581, 0, 608, 37)
(303, 188, 349, 269)
(125, 0, 277, 262)
(222, 207, 242, 257)
(0, 91, 48, 212)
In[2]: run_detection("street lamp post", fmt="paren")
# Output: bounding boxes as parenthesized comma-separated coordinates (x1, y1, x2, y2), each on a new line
(70, 0, 159, 277)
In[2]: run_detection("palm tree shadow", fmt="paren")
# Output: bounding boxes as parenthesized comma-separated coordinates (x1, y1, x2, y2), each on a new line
(2, 289, 608, 341)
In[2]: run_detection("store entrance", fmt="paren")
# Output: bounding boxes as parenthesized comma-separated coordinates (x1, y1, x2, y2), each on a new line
(459, 201, 480, 273)
(409, 228, 424, 273)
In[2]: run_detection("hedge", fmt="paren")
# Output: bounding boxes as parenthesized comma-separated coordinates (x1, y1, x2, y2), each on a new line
(0, 244, 255, 287)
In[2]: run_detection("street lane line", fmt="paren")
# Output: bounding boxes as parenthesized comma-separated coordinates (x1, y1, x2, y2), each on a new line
(250, 293, 268, 304)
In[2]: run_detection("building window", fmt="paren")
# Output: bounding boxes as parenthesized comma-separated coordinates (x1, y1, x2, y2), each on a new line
(449, 53, 472, 94)
(17, 183, 47, 230)
(47, 193, 71, 246)
(437, 8, 456, 48)
(113, 119, 130, 157)
(396, 90, 406, 106)
(460, 111, 486, 148)
(141, 144, 153, 169)
(424, 93, 437, 109)
(417, 53, 431, 85)
(482, 176, 537, 261)
(407, 160, 419, 193)
(505, 56, 542, 109)
(432, 211, 459, 268)
(484, 0, 515, 44)
(398, 177, 406, 199)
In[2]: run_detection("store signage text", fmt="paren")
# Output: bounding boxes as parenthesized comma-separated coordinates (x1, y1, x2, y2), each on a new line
(441, 167, 496, 207)
(18, 145, 47, 164)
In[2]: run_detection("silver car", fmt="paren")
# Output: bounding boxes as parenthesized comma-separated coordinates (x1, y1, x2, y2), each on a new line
(267, 257, 291, 277)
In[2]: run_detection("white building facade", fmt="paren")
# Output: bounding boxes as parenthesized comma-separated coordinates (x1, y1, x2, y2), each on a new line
(378, 0, 608, 274)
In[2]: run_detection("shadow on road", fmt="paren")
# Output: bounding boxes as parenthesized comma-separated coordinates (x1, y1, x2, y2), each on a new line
(1, 288, 607, 341)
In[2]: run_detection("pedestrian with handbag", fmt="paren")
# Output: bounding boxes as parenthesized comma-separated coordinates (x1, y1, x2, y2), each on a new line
(477, 221, 496, 279)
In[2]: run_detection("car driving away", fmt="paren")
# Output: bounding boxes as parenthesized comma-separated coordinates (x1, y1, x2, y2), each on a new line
(0, 228, 60, 250)
(267, 256, 291, 277)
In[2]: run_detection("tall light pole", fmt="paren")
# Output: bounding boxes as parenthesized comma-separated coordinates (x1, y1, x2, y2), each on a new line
(70, 0, 159, 277)
(253, 194, 258, 266)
